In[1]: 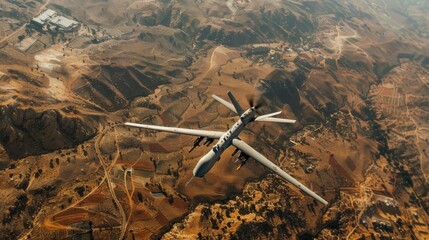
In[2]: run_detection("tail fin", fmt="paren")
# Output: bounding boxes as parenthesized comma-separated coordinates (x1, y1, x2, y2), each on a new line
(255, 111, 282, 121)
(227, 91, 244, 115)
(212, 91, 243, 116)
(255, 112, 296, 124)
(255, 117, 296, 124)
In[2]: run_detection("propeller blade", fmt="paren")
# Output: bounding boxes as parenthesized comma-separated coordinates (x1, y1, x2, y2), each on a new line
(247, 93, 265, 110)
(254, 101, 264, 109)
(246, 94, 255, 108)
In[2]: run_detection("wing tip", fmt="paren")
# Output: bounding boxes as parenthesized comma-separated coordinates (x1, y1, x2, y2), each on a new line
(124, 122, 144, 128)
(320, 198, 329, 206)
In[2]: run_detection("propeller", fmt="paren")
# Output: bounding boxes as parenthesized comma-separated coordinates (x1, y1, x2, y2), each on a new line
(246, 93, 265, 113)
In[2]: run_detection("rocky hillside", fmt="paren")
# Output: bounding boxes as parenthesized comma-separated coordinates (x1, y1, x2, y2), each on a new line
(0, 0, 428, 239)
(0, 106, 97, 160)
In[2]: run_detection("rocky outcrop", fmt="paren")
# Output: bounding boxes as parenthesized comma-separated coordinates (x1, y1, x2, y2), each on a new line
(193, 8, 315, 46)
(133, 2, 315, 46)
(75, 65, 169, 112)
(0, 106, 97, 160)
(196, 25, 258, 46)
(138, 25, 192, 54)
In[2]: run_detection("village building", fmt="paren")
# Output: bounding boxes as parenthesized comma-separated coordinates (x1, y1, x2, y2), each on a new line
(30, 9, 79, 32)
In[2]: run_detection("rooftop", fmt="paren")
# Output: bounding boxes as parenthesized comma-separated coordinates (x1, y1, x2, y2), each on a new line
(32, 9, 57, 25)
(49, 16, 79, 29)
(31, 9, 79, 30)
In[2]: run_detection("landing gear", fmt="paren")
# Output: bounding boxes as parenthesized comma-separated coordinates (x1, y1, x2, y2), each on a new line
(235, 152, 249, 170)
(189, 136, 204, 152)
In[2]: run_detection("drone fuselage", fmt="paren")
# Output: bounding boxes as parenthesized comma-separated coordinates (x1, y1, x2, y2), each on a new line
(193, 108, 256, 177)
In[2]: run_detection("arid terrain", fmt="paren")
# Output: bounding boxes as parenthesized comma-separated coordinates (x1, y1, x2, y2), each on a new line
(0, 0, 428, 239)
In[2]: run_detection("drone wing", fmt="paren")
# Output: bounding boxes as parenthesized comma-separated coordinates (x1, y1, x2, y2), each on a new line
(125, 122, 225, 139)
(232, 139, 328, 205)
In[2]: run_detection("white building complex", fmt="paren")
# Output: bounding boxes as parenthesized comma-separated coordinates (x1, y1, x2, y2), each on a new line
(31, 9, 79, 31)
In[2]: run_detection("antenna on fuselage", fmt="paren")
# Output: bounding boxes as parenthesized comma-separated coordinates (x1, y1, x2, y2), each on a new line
(185, 176, 195, 187)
